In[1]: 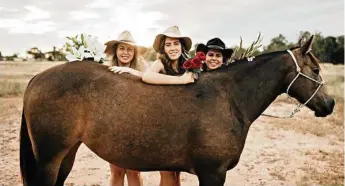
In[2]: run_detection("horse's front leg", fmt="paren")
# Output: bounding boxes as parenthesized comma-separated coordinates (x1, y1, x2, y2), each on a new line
(196, 168, 226, 186)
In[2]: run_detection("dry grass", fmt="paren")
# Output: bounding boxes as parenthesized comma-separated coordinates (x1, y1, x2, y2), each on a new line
(0, 61, 65, 97)
(296, 150, 344, 185)
(0, 80, 26, 97)
(269, 171, 286, 181)
(260, 63, 344, 185)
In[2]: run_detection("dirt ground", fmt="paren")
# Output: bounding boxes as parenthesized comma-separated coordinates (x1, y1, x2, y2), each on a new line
(0, 62, 343, 186)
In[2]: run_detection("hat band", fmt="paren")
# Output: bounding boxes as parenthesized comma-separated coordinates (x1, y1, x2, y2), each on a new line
(207, 45, 225, 50)
(119, 39, 136, 44)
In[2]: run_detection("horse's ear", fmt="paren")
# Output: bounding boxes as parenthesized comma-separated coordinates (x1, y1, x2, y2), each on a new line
(300, 35, 314, 55)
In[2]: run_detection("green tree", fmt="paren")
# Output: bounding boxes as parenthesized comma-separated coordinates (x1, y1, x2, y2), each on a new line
(331, 35, 344, 64)
(0, 51, 2, 61)
(306, 33, 344, 63)
(297, 31, 326, 62)
(298, 31, 312, 42)
(5, 53, 19, 61)
(323, 36, 338, 62)
(45, 46, 66, 61)
(311, 32, 325, 61)
(337, 35, 344, 46)
(263, 34, 293, 53)
(27, 47, 45, 60)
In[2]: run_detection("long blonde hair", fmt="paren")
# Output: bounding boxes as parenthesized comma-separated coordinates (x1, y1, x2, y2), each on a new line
(110, 43, 146, 72)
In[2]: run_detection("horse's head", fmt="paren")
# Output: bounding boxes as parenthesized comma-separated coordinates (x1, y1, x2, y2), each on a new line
(283, 35, 335, 117)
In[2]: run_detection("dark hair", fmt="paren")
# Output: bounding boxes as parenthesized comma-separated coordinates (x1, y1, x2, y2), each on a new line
(200, 49, 230, 71)
(158, 36, 190, 75)
(203, 48, 229, 63)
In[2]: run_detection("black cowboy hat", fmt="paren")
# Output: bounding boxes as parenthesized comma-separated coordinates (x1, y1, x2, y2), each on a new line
(196, 37, 233, 62)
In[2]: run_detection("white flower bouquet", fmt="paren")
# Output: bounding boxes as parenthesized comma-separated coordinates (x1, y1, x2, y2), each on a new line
(65, 34, 106, 63)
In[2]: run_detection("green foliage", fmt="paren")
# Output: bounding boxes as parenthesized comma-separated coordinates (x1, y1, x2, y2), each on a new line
(45, 46, 66, 61)
(65, 34, 87, 53)
(229, 32, 263, 63)
(189, 49, 196, 58)
(297, 31, 344, 64)
(258, 31, 344, 64)
(262, 34, 294, 53)
(2, 53, 19, 61)
(26, 47, 45, 60)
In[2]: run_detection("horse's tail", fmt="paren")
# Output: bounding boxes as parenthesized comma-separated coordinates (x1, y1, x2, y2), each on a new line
(20, 110, 36, 185)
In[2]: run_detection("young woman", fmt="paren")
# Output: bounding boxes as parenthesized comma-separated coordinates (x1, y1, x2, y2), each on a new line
(106, 31, 148, 77)
(140, 26, 195, 86)
(112, 26, 194, 84)
(146, 25, 194, 186)
(104, 30, 147, 186)
(195, 37, 233, 71)
(111, 25, 193, 186)
(145, 36, 232, 186)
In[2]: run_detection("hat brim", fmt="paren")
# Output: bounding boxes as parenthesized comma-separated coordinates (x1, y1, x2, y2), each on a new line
(196, 43, 233, 61)
(104, 40, 147, 56)
(153, 34, 192, 53)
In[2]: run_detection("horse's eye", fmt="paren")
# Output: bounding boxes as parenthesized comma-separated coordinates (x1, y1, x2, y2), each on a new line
(313, 68, 320, 75)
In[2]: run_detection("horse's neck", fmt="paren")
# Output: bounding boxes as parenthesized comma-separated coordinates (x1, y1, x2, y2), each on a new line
(229, 54, 289, 125)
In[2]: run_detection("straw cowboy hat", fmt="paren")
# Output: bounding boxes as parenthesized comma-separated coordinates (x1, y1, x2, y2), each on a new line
(153, 26, 192, 53)
(104, 31, 147, 56)
(196, 37, 233, 62)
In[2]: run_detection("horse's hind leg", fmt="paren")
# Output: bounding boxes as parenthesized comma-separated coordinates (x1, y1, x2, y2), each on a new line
(34, 138, 77, 186)
(35, 151, 68, 186)
(55, 141, 82, 186)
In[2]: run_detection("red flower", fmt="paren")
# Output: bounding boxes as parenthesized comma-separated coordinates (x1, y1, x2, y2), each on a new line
(196, 52, 206, 61)
(183, 60, 193, 69)
(191, 58, 202, 69)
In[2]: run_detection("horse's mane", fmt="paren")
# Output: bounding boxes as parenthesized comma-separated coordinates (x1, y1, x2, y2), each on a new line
(211, 50, 287, 73)
(213, 46, 320, 72)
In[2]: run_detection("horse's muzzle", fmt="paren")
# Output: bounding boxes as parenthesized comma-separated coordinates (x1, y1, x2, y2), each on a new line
(315, 97, 335, 117)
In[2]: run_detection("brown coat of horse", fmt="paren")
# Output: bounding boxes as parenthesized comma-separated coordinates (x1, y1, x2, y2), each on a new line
(20, 36, 334, 186)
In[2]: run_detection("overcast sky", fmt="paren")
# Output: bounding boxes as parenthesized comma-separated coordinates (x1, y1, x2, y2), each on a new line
(0, 0, 343, 56)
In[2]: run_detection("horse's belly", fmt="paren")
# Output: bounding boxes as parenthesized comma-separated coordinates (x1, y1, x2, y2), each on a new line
(82, 132, 192, 171)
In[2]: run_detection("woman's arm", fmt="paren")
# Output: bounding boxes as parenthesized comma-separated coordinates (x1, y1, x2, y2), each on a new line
(141, 60, 194, 85)
(109, 66, 144, 77)
(108, 56, 148, 78)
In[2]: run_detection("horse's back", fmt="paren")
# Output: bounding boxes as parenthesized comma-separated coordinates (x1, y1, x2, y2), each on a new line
(26, 61, 109, 96)
(22, 62, 120, 142)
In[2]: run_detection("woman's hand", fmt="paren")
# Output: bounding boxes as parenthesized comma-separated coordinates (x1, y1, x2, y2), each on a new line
(180, 71, 195, 84)
(109, 66, 144, 77)
(247, 56, 255, 61)
(109, 66, 134, 74)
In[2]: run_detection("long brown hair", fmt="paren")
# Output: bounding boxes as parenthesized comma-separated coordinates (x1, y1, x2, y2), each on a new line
(110, 43, 146, 71)
(158, 36, 190, 75)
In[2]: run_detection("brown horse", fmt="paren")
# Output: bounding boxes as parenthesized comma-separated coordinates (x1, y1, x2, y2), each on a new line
(20, 36, 334, 186)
